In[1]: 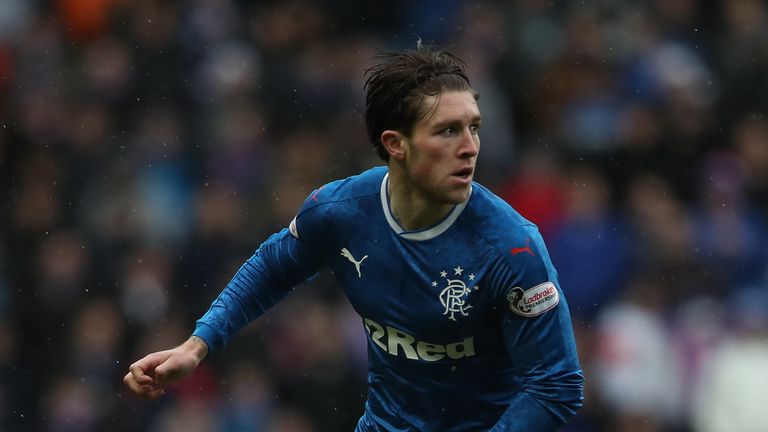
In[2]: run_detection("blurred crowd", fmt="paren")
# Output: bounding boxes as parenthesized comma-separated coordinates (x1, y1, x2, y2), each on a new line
(1, 0, 768, 431)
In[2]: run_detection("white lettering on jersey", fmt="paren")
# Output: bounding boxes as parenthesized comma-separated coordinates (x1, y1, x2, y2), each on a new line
(340, 247, 367, 278)
(363, 318, 476, 361)
(506, 281, 560, 317)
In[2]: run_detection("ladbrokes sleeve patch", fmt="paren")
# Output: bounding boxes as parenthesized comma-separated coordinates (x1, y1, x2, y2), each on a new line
(506, 281, 559, 317)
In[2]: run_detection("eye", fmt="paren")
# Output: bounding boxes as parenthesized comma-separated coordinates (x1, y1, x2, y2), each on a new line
(440, 127, 457, 137)
(470, 124, 480, 135)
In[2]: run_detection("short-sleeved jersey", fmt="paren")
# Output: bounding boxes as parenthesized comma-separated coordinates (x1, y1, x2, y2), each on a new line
(195, 166, 583, 431)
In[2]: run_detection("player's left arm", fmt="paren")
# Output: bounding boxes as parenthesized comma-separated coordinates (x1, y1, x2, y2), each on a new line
(489, 228, 584, 432)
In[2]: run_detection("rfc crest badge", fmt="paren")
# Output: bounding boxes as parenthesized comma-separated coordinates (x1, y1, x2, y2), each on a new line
(506, 281, 559, 317)
(434, 266, 477, 321)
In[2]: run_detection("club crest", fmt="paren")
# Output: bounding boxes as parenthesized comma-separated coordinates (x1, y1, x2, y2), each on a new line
(434, 266, 478, 321)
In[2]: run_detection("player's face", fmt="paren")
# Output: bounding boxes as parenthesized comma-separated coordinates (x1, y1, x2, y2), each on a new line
(403, 90, 481, 205)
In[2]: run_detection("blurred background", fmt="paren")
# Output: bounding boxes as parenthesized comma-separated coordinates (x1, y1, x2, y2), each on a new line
(1, 0, 768, 431)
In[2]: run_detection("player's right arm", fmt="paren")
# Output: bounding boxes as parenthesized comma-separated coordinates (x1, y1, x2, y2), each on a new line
(123, 186, 329, 399)
(192, 224, 324, 350)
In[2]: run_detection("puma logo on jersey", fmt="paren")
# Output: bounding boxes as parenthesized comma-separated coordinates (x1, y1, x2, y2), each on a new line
(510, 238, 535, 256)
(341, 248, 367, 278)
(310, 185, 325, 202)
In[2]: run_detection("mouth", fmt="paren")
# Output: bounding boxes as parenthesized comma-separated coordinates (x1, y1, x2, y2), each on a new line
(451, 167, 474, 182)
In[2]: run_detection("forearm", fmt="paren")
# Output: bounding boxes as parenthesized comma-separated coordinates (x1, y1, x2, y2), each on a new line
(194, 229, 320, 351)
(491, 369, 584, 431)
(491, 393, 562, 432)
(182, 335, 209, 363)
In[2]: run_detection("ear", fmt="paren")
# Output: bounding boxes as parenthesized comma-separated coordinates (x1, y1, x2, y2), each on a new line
(380, 130, 406, 160)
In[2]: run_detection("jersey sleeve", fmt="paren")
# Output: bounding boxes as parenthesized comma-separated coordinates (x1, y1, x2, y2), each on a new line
(193, 188, 328, 352)
(488, 226, 584, 431)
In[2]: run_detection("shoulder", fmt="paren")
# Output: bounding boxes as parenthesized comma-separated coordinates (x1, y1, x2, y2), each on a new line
(467, 184, 561, 313)
(464, 183, 553, 279)
(290, 166, 386, 239)
(300, 166, 386, 212)
(464, 182, 542, 248)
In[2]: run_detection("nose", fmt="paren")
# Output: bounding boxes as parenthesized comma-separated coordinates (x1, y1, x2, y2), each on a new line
(458, 128, 479, 158)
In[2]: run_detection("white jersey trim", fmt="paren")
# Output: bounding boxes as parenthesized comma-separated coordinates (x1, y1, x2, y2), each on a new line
(379, 172, 472, 241)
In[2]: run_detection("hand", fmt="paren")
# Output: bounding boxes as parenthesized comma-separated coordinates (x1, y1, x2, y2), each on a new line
(123, 336, 208, 400)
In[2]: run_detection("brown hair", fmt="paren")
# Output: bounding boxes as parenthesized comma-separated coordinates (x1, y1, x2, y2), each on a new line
(364, 44, 473, 161)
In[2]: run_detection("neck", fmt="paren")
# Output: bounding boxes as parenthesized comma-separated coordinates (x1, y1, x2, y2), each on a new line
(387, 165, 454, 231)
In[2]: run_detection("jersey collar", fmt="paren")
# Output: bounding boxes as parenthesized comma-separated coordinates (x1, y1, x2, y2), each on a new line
(380, 172, 472, 241)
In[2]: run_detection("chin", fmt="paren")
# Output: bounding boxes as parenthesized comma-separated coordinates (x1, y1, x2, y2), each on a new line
(442, 187, 471, 204)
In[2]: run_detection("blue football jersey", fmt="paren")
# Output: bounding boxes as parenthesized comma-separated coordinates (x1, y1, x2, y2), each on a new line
(194, 166, 583, 431)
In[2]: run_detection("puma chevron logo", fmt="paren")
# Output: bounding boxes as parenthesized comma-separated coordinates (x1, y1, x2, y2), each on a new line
(510, 238, 535, 256)
(341, 248, 368, 278)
